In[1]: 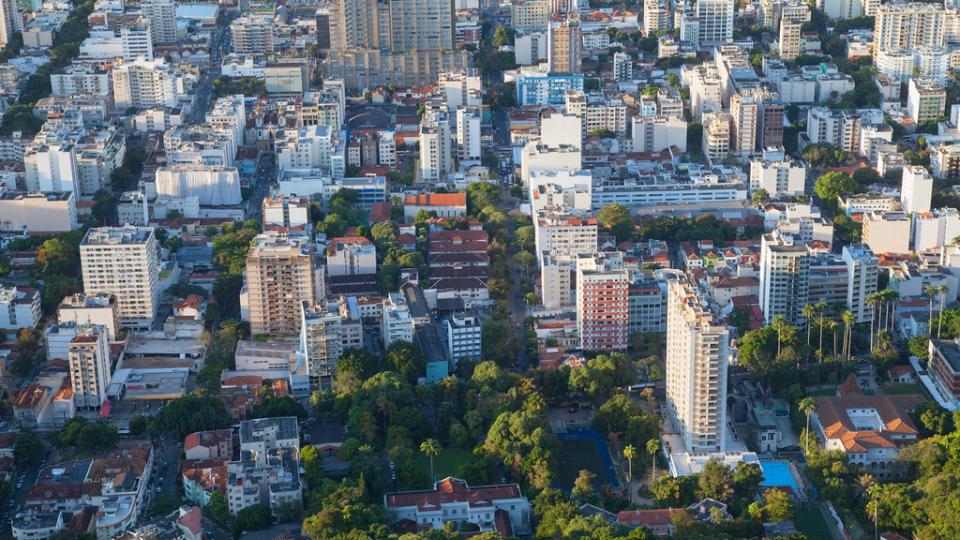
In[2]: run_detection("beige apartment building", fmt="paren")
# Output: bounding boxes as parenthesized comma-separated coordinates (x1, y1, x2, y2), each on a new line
(243, 232, 320, 336)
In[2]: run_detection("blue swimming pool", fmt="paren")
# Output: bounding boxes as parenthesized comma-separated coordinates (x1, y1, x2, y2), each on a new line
(760, 460, 800, 493)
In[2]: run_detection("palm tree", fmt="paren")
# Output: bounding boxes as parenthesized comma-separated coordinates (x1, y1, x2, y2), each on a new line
(623, 444, 637, 484)
(827, 319, 839, 357)
(646, 439, 660, 484)
(420, 438, 441, 482)
(772, 315, 789, 356)
(867, 293, 880, 351)
(799, 397, 816, 453)
(802, 304, 815, 348)
(842, 310, 855, 363)
(924, 284, 938, 337)
(938, 284, 949, 338)
(884, 290, 900, 334)
(816, 301, 828, 363)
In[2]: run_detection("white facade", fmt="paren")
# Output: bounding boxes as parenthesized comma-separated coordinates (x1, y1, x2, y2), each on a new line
(24, 144, 78, 193)
(759, 230, 810, 325)
(456, 107, 482, 164)
(444, 312, 481, 366)
(382, 294, 415, 347)
(120, 22, 154, 62)
(631, 115, 687, 153)
(843, 244, 879, 323)
(0, 191, 78, 233)
(901, 165, 934, 213)
(666, 280, 728, 453)
(50, 67, 111, 96)
(68, 324, 111, 410)
(276, 125, 346, 179)
(913, 207, 960, 252)
(80, 226, 160, 329)
(750, 157, 806, 195)
(696, 0, 734, 48)
(0, 286, 40, 331)
(420, 110, 453, 181)
(541, 113, 583, 149)
(862, 211, 912, 254)
(112, 59, 184, 109)
(326, 237, 376, 276)
(155, 166, 242, 206)
(142, 0, 177, 43)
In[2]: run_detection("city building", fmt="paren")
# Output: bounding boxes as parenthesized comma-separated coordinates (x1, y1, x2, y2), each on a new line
(778, 3, 810, 60)
(227, 417, 301, 517)
(111, 58, 184, 109)
(68, 324, 111, 410)
(666, 279, 729, 453)
(420, 109, 453, 181)
(326, 237, 376, 277)
(143, 0, 177, 43)
(443, 312, 482, 367)
(873, 2, 946, 58)
(907, 78, 947, 124)
(58, 293, 120, 341)
(696, 0, 734, 48)
(262, 196, 310, 231)
(913, 207, 960, 252)
(384, 478, 532, 536)
(155, 166, 242, 206)
(759, 230, 810, 325)
(0, 286, 40, 331)
(300, 301, 343, 393)
(547, 17, 582, 74)
(0, 0, 21, 49)
(0, 191, 77, 234)
(576, 253, 630, 352)
(862, 211, 912, 254)
(456, 106, 482, 164)
(80, 226, 160, 329)
(749, 153, 806, 195)
(243, 232, 321, 336)
(230, 15, 275, 55)
(901, 165, 934, 213)
(842, 244, 879, 323)
(403, 193, 467, 220)
(702, 111, 731, 164)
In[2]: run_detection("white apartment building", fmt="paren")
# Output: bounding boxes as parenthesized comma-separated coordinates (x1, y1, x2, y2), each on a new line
(68, 324, 111, 410)
(155, 166, 242, 206)
(142, 0, 176, 43)
(541, 112, 582, 149)
(23, 142, 78, 193)
(0, 191, 77, 234)
(0, 0, 21, 49)
(862, 211, 912, 254)
(421, 111, 453, 181)
(276, 125, 347, 179)
(112, 59, 184, 109)
(534, 211, 598, 265)
(208, 94, 247, 147)
(120, 20, 153, 62)
(696, 0, 734, 48)
(300, 301, 343, 392)
(613, 52, 633, 81)
(873, 2, 946, 58)
(842, 244, 879, 323)
(750, 156, 806, 195)
(913, 207, 960, 252)
(444, 312, 482, 366)
(759, 230, 810, 325)
(778, 3, 810, 60)
(50, 66, 111, 96)
(80, 226, 160, 329)
(631, 115, 687, 153)
(456, 107, 481, 164)
(58, 293, 120, 341)
(730, 91, 759, 156)
(382, 293, 415, 347)
(0, 286, 40, 331)
(688, 64, 723, 119)
(262, 195, 310, 230)
(907, 78, 947, 124)
(643, 0, 671, 36)
(901, 165, 934, 213)
(519, 143, 582, 186)
(231, 15, 275, 55)
(666, 279, 729, 453)
(326, 237, 376, 276)
(228, 418, 302, 517)
(702, 111, 731, 165)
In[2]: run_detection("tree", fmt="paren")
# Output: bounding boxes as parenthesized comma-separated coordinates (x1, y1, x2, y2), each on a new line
(697, 460, 734, 502)
(384, 341, 426, 383)
(814, 171, 858, 210)
(624, 444, 636, 484)
(492, 25, 514, 47)
(56, 418, 119, 453)
(572, 469, 596, 499)
(128, 415, 148, 437)
(251, 396, 308, 420)
(420, 438, 441, 482)
(597, 203, 633, 242)
(751, 189, 769, 205)
(150, 394, 231, 440)
(925, 284, 939, 337)
(938, 284, 949, 338)
(234, 504, 273, 534)
(481, 319, 520, 367)
(14, 429, 42, 466)
(762, 488, 796, 521)
(646, 439, 660, 484)
(799, 397, 816, 453)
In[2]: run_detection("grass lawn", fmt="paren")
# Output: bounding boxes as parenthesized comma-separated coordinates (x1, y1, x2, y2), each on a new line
(416, 448, 472, 482)
(795, 506, 831, 539)
(556, 439, 605, 490)
(880, 382, 925, 395)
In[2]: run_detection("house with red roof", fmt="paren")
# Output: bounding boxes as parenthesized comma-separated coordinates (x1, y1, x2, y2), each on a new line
(617, 508, 685, 536)
(184, 429, 234, 461)
(403, 193, 467, 221)
(384, 477, 531, 536)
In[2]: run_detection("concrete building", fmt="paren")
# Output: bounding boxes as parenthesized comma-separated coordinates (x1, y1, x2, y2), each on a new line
(443, 311, 482, 367)
(382, 293, 415, 348)
(759, 230, 810, 325)
(862, 211, 912, 254)
(643, 0, 671, 36)
(631, 115, 687, 153)
(913, 207, 960, 252)
(456, 107, 482, 164)
(547, 17, 582, 74)
(50, 65, 111, 96)
(873, 2, 945, 58)
(842, 244, 879, 323)
(80, 226, 160, 329)
(142, 0, 176, 43)
(420, 110, 453, 181)
(230, 15, 275, 55)
(778, 3, 810, 60)
(512, 0, 550, 31)
(0, 191, 77, 234)
(300, 301, 343, 393)
(749, 154, 806, 195)
(111, 59, 183, 109)
(58, 293, 120, 341)
(702, 111, 732, 165)
(0, 0, 21, 49)
(155, 166, 242, 206)
(326, 237, 376, 277)
(68, 324, 111, 410)
(907, 78, 947, 124)
(0, 286, 40, 331)
(403, 193, 467, 220)
(276, 125, 346, 179)
(262, 196, 310, 231)
(576, 253, 630, 352)
(120, 20, 153, 62)
(901, 165, 934, 214)
(228, 417, 301, 517)
(534, 211, 598, 265)
(666, 279, 728, 453)
(613, 52, 633, 81)
(385, 478, 531, 536)
(696, 0, 734, 48)
(243, 232, 320, 336)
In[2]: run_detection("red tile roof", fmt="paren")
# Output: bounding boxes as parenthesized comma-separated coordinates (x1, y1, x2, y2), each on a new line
(385, 477, 523, 511)
(404, 193, 467, 207)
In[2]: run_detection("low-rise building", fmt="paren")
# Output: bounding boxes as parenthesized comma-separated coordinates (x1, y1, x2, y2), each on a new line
(227, 417, 301, 517)
(0, 285, 41, 330)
